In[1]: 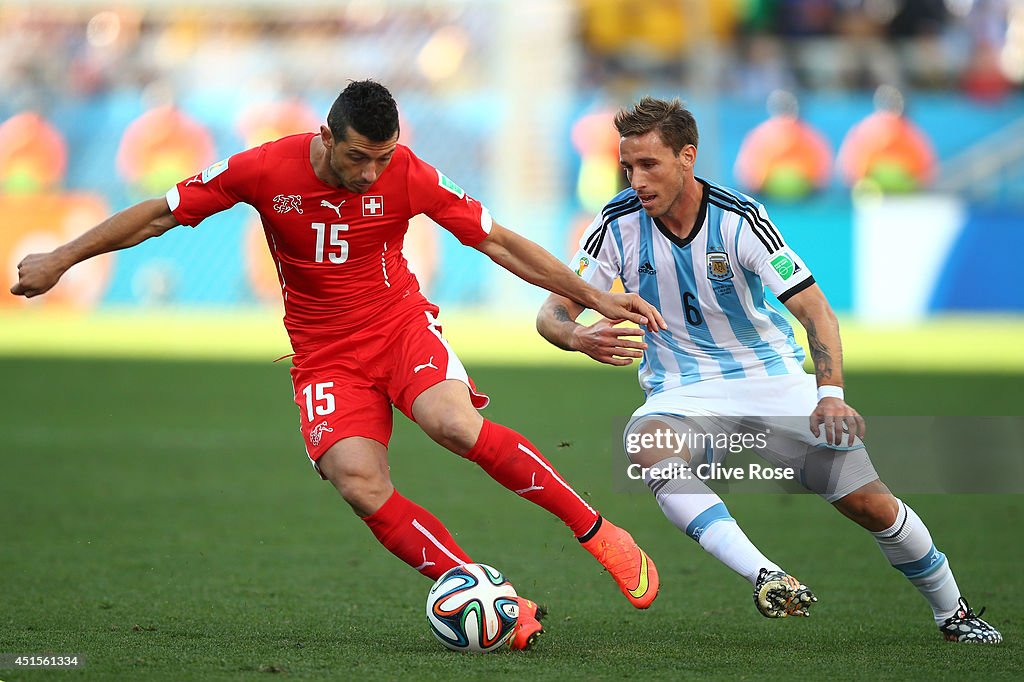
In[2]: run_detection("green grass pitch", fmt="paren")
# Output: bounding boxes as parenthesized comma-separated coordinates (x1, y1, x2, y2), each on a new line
(0, 358, 1021, 680)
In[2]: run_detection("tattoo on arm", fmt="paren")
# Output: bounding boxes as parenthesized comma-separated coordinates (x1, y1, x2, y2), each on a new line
(544, 303, 581, 352)
(805, 319, 834, 382)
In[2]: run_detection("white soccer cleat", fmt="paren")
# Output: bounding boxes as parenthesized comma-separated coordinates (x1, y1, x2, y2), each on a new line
(753, 568, 817, 618)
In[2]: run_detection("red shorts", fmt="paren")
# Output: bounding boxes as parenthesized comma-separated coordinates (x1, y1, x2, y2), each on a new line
(289, 302, 489, 467)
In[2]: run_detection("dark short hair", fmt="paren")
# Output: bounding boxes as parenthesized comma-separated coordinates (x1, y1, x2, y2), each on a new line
(614, 96, 699, 154)
(327, 80, 400, 142)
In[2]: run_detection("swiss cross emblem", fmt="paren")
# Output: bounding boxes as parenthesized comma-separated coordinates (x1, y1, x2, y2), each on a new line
(362, 195, 384, 217)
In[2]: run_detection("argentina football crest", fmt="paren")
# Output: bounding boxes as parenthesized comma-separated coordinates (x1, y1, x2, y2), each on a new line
(706, 249, 733, 282)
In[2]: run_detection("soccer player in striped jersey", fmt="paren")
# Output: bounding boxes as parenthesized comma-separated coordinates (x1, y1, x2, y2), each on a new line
(537, 96, 1001, 643)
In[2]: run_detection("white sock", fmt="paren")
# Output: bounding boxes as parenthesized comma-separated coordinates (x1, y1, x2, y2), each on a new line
(698, 519, 782, 584)
(644, 457, 782, 584)
(872, 498, 961, 624)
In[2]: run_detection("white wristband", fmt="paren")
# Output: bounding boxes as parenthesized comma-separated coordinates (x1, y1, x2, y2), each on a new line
(817, 385, 845, 401)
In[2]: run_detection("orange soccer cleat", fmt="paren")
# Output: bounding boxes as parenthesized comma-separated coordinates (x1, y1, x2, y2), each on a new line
(509, 596, 545, 651)
(580, 518, 659, 609)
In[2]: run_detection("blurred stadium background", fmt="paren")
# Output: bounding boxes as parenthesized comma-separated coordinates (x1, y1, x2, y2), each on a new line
(1, 0, 1023, 369)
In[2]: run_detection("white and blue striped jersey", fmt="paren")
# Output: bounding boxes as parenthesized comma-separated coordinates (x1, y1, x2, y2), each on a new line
(569, 179, 815, 396)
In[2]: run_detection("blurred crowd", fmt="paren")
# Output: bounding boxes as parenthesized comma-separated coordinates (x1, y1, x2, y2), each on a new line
(1, 1, 1019, 113)
(579, 0, 1021, 101)
(0, 1, 1021, 205)
(0, 3, 490, 114)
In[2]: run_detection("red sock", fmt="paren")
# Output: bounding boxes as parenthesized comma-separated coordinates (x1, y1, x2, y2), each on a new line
(362, 490, 473, 581)
(465, 420, 599, 537)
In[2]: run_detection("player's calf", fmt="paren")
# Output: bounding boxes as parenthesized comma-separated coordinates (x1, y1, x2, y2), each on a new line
(832, 482, 899, 533)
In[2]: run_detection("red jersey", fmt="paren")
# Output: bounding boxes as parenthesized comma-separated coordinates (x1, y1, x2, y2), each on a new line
(166, 133, 491, 352)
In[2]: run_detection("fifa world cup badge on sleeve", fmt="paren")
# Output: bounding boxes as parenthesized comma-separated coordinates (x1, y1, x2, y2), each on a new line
(575, 256, 590, 277)
(571, 251, 594, 282)
(200, 158, 229, 184)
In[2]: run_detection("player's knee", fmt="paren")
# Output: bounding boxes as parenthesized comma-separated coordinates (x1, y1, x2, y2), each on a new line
(413, 382, 484, 455)
(425, 414, 482, 455)
(319, 452, 393, 516)
(335, 472, 393, 517)
(834, 489, 899, 531)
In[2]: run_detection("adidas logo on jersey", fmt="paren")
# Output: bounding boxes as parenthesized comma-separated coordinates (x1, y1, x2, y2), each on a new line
(638, 261, 657, 275)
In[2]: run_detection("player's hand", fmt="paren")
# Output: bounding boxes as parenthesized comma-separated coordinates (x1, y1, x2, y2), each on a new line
(10, 252, 67, 298)
(571, 318, 647, 366)
(592, 291, 667, 333)
(810, 398, 865, 447)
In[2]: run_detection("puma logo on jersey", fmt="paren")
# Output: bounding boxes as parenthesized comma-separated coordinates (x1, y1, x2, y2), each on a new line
(413, 357, 438, 374)
(185, 174, 202, 186)
(274, 194, 304, 214)
(309, 420, 333, 446)
(320, 199, 346, 218)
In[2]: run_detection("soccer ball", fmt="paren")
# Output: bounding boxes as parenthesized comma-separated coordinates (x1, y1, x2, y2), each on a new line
(425, 563, 519, 653)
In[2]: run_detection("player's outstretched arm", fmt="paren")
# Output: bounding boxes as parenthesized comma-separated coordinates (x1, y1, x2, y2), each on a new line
(536, 293, 648, 366)
(784, 283, 865, 446)
(10, 197, 179, 298)
(476, 223, 666, 332)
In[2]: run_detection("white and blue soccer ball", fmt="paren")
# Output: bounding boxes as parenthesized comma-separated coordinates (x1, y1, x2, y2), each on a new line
(425, 563, 519, 653)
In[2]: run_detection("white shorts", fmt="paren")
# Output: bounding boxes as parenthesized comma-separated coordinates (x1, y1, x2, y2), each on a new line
(625, 374, 879, 502)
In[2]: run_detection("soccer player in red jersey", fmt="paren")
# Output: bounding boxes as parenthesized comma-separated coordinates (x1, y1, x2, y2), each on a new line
(11, 80, 666, 648)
